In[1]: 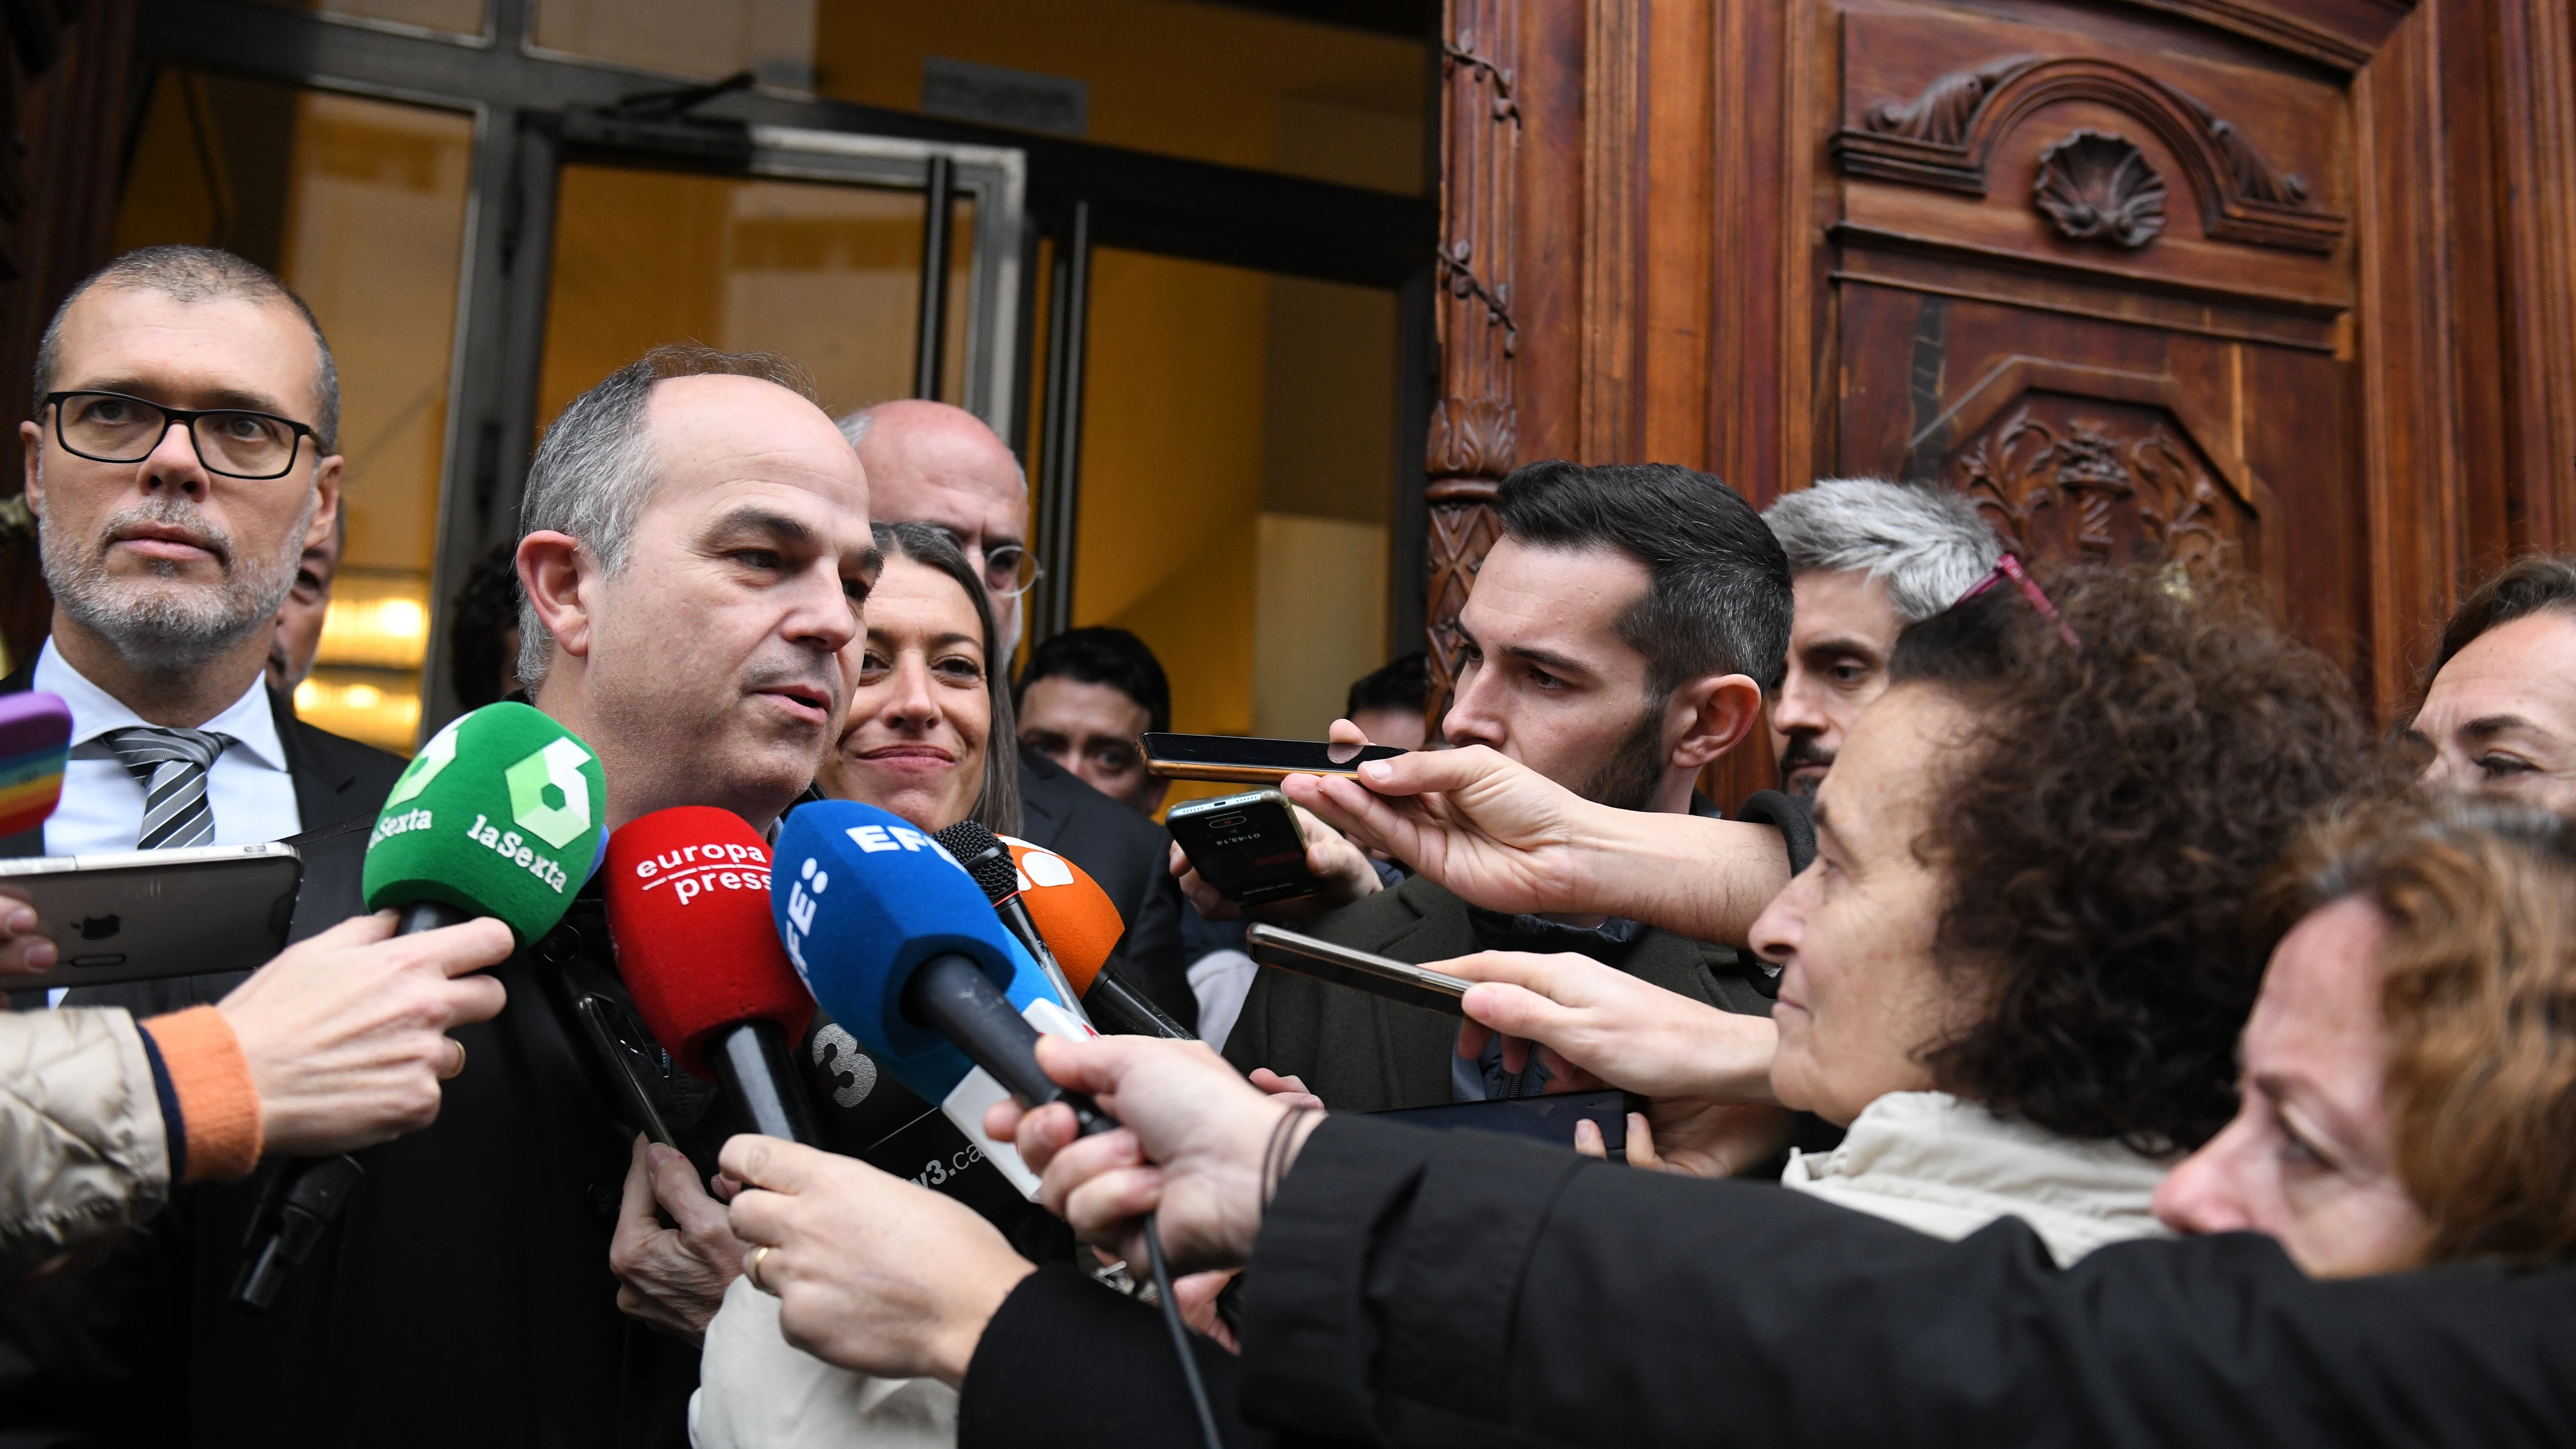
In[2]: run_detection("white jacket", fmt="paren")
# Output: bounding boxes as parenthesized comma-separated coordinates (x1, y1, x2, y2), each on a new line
(691, 1275, 959, 1449)
(0, 1006, 169, 1289)
(1781, 1091, 2173, 1265)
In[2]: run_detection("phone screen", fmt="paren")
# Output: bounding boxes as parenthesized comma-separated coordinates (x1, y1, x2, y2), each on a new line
(1142, 733, 1408, 776)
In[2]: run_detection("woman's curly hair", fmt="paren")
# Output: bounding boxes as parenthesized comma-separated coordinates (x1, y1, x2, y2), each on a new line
(1889, 563, 2395, 1155)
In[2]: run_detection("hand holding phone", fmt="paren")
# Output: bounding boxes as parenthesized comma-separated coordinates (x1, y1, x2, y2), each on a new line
(1166, 789, 1322, 906)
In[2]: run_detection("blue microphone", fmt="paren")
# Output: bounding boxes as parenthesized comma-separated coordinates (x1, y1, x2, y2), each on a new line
(773, 802, 1109, 1186)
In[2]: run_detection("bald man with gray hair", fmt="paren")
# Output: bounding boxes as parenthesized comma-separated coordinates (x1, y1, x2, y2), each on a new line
(1760, 477, 2001, 795)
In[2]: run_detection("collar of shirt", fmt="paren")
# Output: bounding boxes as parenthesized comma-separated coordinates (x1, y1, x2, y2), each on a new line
(35, 637, 290, 774)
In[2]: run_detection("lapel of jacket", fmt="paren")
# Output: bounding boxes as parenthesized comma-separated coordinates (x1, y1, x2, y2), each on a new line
(267, 685, 353, 833)
(1364, 876, 1484, 1109)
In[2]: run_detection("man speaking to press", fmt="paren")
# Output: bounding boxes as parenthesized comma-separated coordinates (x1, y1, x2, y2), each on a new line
(6, 345, 879, 1447)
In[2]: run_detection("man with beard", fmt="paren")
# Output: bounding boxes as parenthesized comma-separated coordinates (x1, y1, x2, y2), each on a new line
(0, 246, 400, 962)
(1219, 460, 1796, 1116)
(6, 343, 876, 1446)
(1758, 477, 1998, 796)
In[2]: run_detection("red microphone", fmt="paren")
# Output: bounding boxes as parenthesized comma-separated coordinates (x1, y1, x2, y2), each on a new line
(606, 806, 818, 1144)
(1005, 837, 1191, 1040)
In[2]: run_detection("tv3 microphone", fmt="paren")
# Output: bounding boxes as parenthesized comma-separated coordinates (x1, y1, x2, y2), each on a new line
(606, 807, 816, 1144)
(1001, 835, 1191, 1041)
(234, 702, 606, 1313)
(772, 800, 1106, 1196)
(932, 820, 1091, 1027)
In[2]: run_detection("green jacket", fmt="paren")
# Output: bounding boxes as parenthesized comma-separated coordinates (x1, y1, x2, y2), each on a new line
(1220, 872, 1775, 1114)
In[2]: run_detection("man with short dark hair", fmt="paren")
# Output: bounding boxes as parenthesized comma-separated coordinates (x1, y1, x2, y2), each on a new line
(13, 343, 878, 1446)
(1343, 650, 1429, 751)
(1219, 460, 1796, 1116)
(1015, 625, 1169, 815)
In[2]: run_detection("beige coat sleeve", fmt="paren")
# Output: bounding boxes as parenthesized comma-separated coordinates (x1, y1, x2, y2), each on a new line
(0, 1007, 172, 1290)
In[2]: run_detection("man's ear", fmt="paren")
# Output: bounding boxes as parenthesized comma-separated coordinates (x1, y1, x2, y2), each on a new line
(1144, 776, 1168, 816)
(306, 455, 343, 551)
(21, 421, 42, 514)
(517, 530, 595, 666)
(1667, 673, 1766, 772)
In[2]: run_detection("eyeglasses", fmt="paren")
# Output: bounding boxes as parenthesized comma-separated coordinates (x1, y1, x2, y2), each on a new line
(1956, 553, 2082, 650)
(922, 525, 1044, 598)
(44, 390, 318, 481)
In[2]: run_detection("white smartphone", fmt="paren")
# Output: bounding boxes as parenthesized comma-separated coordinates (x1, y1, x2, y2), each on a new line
(0, 842, 302, 990)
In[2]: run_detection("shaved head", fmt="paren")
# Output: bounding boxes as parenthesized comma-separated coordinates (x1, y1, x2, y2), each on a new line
(841, 399, 1031, 654)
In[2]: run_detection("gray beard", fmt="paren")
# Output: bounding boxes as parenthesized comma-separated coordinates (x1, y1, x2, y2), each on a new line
(42, 492, 309, 674)
(1579, 699, 1670, 813)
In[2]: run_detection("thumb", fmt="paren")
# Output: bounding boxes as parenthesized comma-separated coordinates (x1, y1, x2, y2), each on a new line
(719, 1133, 817, 1195)
(1033, 1032, 1128, 1098)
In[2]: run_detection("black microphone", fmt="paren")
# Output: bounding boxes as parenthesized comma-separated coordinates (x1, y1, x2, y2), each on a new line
(933, 820, 1092, 1021)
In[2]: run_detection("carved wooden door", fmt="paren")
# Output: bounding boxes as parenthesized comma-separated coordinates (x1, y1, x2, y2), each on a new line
(1823, 3, 2365, 673)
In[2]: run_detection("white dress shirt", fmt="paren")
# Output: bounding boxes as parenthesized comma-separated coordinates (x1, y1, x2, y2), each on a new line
(35, 638, 302, 856)
(36, 641, 302, 1006)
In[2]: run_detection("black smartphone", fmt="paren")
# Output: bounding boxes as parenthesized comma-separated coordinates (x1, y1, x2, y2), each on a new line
(1373, 1088, 1633, 1160)
(1141, 732, 1408, 784)
(1244, 922, 1470, 1016)
(1167, 789, 1321, 905)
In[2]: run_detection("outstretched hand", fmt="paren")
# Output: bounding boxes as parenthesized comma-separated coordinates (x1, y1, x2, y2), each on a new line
(1441, 949, 1780, 1105)
(1283, 744, 1599, 919)
(984, 1036, 1314, 1276)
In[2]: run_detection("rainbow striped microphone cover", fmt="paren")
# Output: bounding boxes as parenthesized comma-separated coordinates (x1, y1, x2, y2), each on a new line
(0, 692, 71, 838)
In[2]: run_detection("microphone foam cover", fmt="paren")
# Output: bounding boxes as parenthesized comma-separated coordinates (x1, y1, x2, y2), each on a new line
(1002, 836, 1125, 994)
(773, 800, 1051, 1104)
(361, 701, 606, 943)
(0, 692, 71, 838)
(606, 806, 810, 1082)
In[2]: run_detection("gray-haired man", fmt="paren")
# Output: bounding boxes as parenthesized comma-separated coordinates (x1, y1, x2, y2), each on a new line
(1760, 478, 2000, 796)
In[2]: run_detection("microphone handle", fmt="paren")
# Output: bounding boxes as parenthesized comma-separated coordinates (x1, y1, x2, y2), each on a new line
(1083, 965, 1192, 1040)
(993, 895, 1091, 1027)
(709, 1018, 819, 1144)
(235, 896, 481, 1311)
(902, 952, 1115, 1138)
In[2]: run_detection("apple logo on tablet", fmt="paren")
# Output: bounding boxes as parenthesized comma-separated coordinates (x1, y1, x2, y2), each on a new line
(76, 915, 120, 940)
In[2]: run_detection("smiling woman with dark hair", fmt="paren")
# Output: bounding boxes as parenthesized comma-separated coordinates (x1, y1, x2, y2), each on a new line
(816, 520, 1020, 838)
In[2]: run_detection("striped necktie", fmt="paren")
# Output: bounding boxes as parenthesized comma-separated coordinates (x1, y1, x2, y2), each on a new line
(101, 726, 234, 851)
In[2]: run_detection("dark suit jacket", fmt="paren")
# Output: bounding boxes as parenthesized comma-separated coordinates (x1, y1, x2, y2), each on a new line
(1015, 745, 1194, 1032)
(0, 657, 408, 858)
(1221, 872, 1774, 1114)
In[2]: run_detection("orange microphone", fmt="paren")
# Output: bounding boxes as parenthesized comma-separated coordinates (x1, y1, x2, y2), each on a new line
(1003, 835, 1192, 1040)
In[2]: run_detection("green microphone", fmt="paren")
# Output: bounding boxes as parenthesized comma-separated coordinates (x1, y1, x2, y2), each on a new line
(361, 701, 608, 942)
(235, 702, 607, 1314)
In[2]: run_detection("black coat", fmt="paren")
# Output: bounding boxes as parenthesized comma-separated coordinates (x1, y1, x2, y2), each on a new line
(959, 1114, 2576, 1449)
(1015, 746, 1194, 1032)
(3, 786, 1068, 1446)
(1220, 872, 1775, 1113)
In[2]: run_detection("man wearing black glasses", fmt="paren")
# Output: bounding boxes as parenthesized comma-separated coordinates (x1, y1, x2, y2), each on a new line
(842, 398, 1194, 1027)
(0, 245, 402, 972)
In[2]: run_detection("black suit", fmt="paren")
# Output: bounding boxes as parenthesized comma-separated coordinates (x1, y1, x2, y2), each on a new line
(0, 660, 407, 858)
(1015, 745, 1194, 1032)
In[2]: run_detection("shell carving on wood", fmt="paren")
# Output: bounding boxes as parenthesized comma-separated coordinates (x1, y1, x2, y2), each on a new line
(2034, 131, 2165, 248)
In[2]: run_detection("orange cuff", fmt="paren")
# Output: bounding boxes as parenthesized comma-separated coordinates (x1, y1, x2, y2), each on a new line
(139, 1006, 263, 1182)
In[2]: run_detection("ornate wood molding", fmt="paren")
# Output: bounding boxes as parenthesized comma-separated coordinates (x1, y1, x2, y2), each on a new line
(1831, 54, 2345, 254)
(2033, 130, 2166, 248)
(1579, 0, 1641, 464)
(1425, 0, 1521, 734)
(1949, 403, 2241, 572)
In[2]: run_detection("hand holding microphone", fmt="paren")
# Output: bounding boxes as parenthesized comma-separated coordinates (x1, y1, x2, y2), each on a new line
(238, 702, 606, 1312)
(990, 1033, 1320, 1277)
